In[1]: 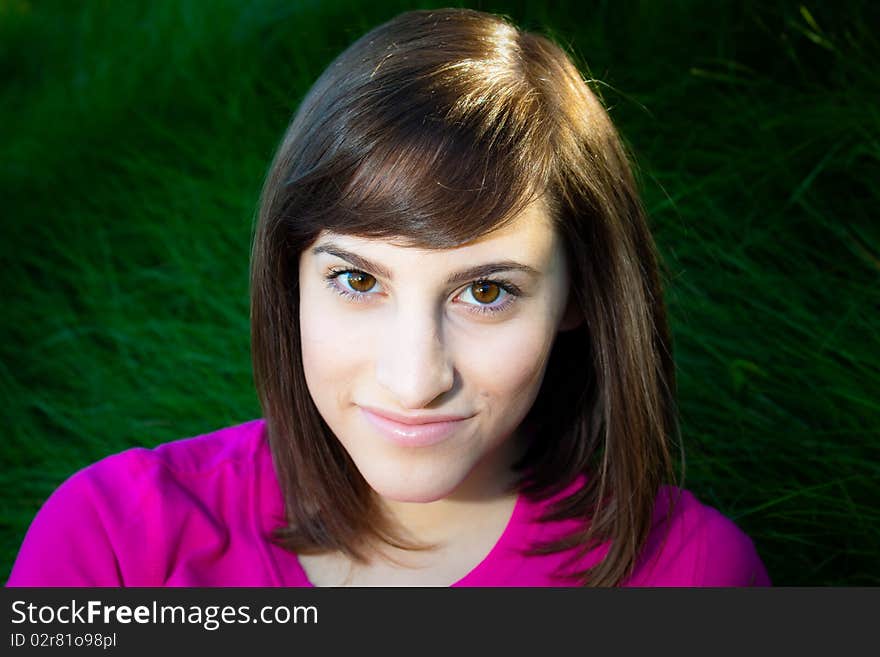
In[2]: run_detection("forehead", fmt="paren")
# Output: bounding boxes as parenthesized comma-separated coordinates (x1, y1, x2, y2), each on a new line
(311, 197, 558, 262)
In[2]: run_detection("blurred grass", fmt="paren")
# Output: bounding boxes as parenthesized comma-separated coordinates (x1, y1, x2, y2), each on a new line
(1, 0, 877, 585)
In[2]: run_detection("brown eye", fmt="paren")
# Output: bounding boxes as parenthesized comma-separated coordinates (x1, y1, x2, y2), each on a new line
(471, 281, 500, 304)
(346, 271, 376, 293)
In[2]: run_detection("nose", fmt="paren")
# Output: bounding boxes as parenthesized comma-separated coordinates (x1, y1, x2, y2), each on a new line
(375, 302, 455, 410)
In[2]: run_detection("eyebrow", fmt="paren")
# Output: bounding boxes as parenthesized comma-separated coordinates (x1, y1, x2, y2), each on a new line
(311, 242, 541, 286)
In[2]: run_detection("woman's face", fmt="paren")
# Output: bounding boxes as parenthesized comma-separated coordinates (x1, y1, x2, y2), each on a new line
(298, 199, 575, 503)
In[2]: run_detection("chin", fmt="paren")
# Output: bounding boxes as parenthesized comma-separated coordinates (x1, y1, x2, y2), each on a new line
(361, 468, 465, 504)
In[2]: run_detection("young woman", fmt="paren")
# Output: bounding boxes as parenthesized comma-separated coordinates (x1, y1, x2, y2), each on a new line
(7, 8, 769, 587)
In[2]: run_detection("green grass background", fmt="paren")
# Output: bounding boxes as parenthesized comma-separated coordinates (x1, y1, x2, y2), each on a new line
(1, 0, 877, 585)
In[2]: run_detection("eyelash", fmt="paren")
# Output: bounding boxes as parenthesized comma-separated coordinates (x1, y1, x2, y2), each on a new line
(323, 267, 522, 317)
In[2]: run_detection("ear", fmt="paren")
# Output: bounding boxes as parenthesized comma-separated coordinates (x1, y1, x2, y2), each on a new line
(557, 293, 584, 332)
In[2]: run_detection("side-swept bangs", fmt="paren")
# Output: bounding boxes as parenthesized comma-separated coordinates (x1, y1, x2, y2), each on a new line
(270, 14, 560, 249)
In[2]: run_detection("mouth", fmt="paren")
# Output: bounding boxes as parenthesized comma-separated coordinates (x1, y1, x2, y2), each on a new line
(359, 407, 472, 448)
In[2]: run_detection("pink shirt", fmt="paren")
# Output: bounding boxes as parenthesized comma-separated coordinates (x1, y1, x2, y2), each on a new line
(6, 419, 770, 587)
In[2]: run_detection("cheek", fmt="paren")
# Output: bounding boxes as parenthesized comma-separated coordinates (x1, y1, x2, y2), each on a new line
(459, 316, 557, 405)
(298, 283, 365, 401)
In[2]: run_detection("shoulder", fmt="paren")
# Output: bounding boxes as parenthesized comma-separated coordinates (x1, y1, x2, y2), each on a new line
(100, 417, 268, 479)
(82, 418, 267, 496)
(627, 487, 771, 587)
(50, 418, 268, 510)
(7, 419, 268, 587)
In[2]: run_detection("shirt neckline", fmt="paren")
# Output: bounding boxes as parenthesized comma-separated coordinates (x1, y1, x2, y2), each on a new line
(451, 488, 534, 586)
(286, 490, 530, 587)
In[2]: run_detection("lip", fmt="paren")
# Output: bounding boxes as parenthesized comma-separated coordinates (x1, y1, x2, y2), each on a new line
(359, 405, 472, 425)
(359, 406, 472, 447)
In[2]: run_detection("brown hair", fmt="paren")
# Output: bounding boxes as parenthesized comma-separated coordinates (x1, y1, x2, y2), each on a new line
(250, 7, 681, 586)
